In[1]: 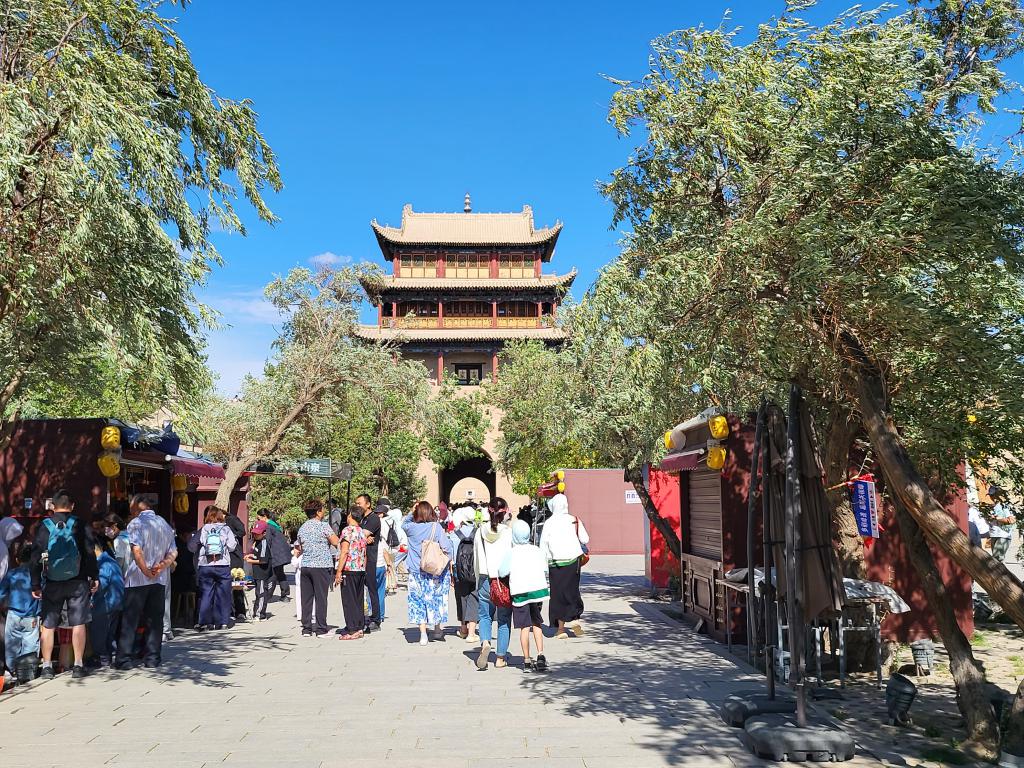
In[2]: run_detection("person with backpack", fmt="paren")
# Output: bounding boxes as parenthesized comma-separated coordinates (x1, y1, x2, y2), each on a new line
(0, 543, 40, 685)
(356, 494, 382, 632)
(29, 489, 99, 679)
(119, 493, 177, 669)
(89, 541, 125, 667)
(245, 521, 274, 622)
(473, 498, 513, 670)
(450, 507, 480, 644)
(402, 501, 454, 646)
(188, 506, 237, 631)
(224, 508, 248, 622)
(375, 500, 398, 622)
(539, 493, 588, 639)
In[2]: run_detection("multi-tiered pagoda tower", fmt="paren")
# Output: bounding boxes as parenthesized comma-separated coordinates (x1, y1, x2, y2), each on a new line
(356, 196, 575, 505)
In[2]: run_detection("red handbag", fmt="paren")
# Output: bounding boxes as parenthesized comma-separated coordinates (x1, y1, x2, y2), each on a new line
(490, 577, 512, 608)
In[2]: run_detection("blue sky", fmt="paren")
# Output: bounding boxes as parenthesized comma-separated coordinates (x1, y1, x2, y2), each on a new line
(175, 1, 1021, 392)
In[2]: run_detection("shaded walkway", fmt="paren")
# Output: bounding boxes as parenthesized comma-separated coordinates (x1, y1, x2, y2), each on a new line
(0, 555, 875, 768)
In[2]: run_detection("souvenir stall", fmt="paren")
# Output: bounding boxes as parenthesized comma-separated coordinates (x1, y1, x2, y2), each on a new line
(658, 409, 758, 643)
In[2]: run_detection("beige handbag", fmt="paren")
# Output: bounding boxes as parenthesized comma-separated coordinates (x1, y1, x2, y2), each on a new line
(420, 522, 451, 576)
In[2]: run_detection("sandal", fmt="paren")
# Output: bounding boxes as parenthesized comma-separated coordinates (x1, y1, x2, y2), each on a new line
(495, 657, 508, 668)
(555, 632, 569, 640)
(338, 633, 353, 640)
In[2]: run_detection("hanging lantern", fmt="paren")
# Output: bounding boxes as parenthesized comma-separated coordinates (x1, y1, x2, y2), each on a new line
(174, 493, 190, 514)
(707, 445, 727, 470)
(557, 481, 566, 492)
(556, 470, 565, 480)
(708, 414, 730, 440)
(100, 426, 121, 450)
(98, 450, 121, 478)
(171, 473, 188, 492)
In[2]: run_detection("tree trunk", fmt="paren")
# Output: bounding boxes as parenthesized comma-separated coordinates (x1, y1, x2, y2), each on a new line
(846, 337, 1024, 632)
(1003, 678, 1024, 758)
(215, 458, 253, 511)
(823, 406, 866, 579)
(895, 502, 999, 761)
(625, 465, 681, 559)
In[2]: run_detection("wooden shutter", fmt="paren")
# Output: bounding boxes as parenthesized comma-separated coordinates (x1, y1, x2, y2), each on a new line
(688, 469, 723, 560)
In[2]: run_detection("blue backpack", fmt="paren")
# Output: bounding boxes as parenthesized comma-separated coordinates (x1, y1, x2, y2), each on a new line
(43, 516, 81, 582)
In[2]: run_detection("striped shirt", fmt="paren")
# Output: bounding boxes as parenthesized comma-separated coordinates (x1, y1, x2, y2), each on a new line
(125, 511, 177, 588)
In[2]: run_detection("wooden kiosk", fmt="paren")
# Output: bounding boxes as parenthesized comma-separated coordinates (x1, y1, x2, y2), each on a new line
(659, 409, 758, 642)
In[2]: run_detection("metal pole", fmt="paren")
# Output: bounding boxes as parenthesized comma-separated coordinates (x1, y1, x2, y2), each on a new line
(763, 404, 776, 700)
(746, 405, 765, 665)
(785, 384, 807, 727)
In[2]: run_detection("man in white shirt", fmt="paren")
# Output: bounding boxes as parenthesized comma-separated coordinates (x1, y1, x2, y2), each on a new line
(118, 494, 176, 669)
(987, 486, 1016, 563)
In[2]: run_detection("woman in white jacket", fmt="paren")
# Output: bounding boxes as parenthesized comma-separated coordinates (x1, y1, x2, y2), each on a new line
(539, 493, 588, 638)
(473, 498, 513, 670)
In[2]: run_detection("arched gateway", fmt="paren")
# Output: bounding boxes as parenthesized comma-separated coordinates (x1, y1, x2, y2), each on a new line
(354, 199, 576, 507)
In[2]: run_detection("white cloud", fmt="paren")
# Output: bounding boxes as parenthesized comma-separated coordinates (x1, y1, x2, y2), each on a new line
(309, 251, 350, 269)
(216, 295, 284, 325)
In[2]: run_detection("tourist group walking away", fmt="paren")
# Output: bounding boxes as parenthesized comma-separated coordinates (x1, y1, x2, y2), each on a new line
(0, 487, 590, 686)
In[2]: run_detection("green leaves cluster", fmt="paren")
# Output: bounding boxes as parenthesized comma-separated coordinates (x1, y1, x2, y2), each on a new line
(0, 1, 280, 431)
(597, 1, 1024, 494)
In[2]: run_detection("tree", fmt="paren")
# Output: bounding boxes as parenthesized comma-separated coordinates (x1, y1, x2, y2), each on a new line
(422, 376, 488, 473)
(596, 2, 1024, 755)
(202, 266, 488, 511)
(0, 1, 280, 438)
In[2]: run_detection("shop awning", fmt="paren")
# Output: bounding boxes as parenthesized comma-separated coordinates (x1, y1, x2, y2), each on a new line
(659, 448, 705, 474)
(537, 480, 559, 497)
(168, 456, 225, 480)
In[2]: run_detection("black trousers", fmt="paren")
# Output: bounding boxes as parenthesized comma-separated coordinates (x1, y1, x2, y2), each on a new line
(119, 584, 165, 667)
(341, 570, 366, 634)
(300, 567, 332, 633)
(273, 564, 290, 598)
(364, 555, 381, 624)
(252, 577, 275, 619)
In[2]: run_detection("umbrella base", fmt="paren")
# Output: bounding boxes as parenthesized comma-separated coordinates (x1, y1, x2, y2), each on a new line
(742, 713, 856, 762)
(721, 690, 797, 727)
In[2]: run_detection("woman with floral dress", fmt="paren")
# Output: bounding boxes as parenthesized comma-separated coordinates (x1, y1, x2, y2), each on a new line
(402, 501, 455, 645)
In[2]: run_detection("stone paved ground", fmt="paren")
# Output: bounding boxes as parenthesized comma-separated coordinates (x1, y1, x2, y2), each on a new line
(0, 556, 880, 768)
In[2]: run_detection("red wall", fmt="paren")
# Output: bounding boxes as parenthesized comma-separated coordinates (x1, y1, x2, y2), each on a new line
(866, 485, 974, 641)
(560, 469, 646, 555)
(645, 468, 681, 589)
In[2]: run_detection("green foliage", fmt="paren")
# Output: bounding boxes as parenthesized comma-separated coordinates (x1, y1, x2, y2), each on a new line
(424, 376, 488, 471)
(0, 1, 280, 429)
(595, 2, 1024, 496)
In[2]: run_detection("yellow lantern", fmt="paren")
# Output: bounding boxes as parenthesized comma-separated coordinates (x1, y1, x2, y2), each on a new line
(171, 473, 188, 492)
(98, 451, 121, 478)
(664, 430, 674, 450)
(174, 493, 190, 514)
(557, 481, 566, 493)
(708, 415, 729, 440)
(100, 425, 121, 450)
(556, 470, 565, 480)
(707, 445, 727, 470)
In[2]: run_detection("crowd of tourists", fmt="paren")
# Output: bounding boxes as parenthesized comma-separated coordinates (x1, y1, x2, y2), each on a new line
(0, 488, 589, 686)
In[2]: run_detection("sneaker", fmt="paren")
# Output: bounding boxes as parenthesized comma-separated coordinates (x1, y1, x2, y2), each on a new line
(301, 628, 313, 637)
(569, 620, 585, 637)
(523, 658, 535, 673)
(40, 666, 55, 680)
(193, 624, 206, 632)
(476, 642, 491, 670)
(535, 654, 548, 673)
(419, 632, 429, 646)
(465, 633, 480, 644)
(71, 665, 87, 679)
(314, 630, 330, 637)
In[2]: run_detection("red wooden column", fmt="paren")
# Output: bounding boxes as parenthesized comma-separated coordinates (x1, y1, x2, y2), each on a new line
(534, 256, 541, 277)
(377, 303, 383, 326)
(437, 351, 444, 383)
(490, 251, 498, 278)
(394, 254, 401, 276)
(391, 301, 397, 320)
(491, 352, 498, 382)
(438, 300, 444, 328)
(437, 251, 445, 277)
(491, 301, 498, 328)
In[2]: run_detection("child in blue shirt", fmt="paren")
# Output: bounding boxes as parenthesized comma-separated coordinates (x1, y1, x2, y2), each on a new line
(0, 544, 41, 684)
(88, 543, 125, 667)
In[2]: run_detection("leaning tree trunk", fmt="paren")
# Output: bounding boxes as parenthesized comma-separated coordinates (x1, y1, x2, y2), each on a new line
(895, 502, 999, 761)
(215, 458, 254, 511)
(823, 406, 866, 579)
(625, 465, 681, 559)
(845, 339, 1024, 632)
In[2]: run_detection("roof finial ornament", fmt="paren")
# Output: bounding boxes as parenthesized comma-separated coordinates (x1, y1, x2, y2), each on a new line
(464, 192, 472, 213)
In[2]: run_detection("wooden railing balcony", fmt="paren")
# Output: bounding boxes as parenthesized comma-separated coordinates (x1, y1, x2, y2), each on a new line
(397, 317, 438, 329)
(443, 317, 491, 328)
(496, 317, 541, 329)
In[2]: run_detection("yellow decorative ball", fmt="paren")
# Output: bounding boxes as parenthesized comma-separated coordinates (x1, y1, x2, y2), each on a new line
(100, 426, 121, 450)
(174, 493, 189, 514)
(171, 473, 188, 492)
(556, 481, 566, 492)
(707, 446, 727, 471)
(708, 415, 730, 440)
(97, 451, 121, 478)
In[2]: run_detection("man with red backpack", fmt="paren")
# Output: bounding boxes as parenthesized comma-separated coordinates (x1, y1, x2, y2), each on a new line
(29, 489, 98, 680)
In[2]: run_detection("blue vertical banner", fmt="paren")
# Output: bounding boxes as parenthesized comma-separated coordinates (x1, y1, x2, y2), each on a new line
(851, 479, 879, 538)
